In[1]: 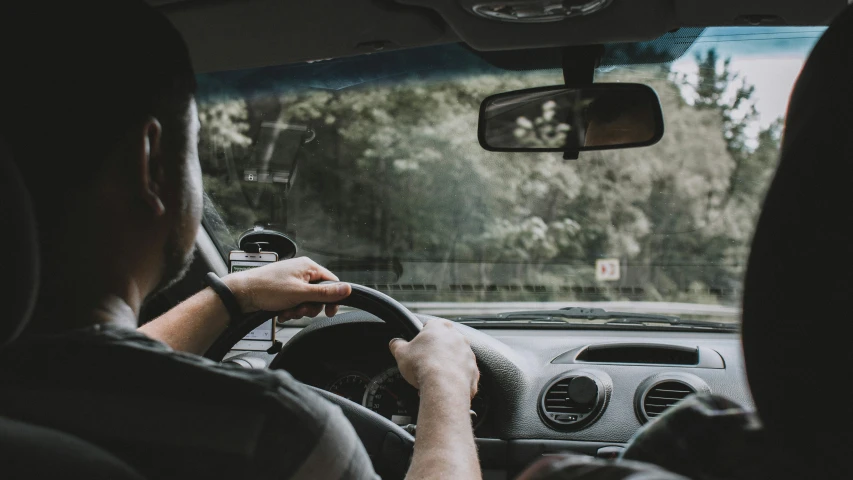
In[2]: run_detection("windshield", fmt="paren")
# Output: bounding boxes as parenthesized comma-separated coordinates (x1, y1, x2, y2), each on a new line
(197, 27, 823, 325)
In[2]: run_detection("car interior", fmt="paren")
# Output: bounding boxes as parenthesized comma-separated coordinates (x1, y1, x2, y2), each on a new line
(3, 0, 853, 479)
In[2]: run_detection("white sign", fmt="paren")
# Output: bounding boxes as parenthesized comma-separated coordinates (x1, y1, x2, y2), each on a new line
(595, 259, 621, 281)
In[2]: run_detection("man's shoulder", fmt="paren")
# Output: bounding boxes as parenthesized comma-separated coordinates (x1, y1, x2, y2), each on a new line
(96, 328, 379, 479)
(71, 324, 339, 423)
(0, 325, 376, 479)
(1, 323, 336, 425)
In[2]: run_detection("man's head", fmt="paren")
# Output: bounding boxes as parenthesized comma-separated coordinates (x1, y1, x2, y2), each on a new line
(2, 1, 201, 323)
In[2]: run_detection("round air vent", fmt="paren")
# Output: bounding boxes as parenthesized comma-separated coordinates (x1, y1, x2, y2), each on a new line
(539, 371, 610, 430)
(635, 373, 710, 423)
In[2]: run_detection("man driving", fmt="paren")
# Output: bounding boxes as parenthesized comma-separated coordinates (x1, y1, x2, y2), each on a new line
(0, 2, 479, 479)
(1, 2, 700, 479)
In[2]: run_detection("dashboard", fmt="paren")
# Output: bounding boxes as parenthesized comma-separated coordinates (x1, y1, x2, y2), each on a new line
(225, 311, 753, 478)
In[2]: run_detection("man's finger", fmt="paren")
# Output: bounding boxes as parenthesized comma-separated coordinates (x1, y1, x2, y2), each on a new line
(300, 303, 324, 318)
(388, 337, 408, 358)
(325, 304, 340, 317)
(296, 282, 351, 304)
(303, 261, 340, 283)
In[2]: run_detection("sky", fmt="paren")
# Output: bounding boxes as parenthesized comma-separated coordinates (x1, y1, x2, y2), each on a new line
(670, 27, 824, 133)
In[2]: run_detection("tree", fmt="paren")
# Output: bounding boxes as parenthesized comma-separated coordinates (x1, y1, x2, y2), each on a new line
(197, 54, 782, 306)
(681, 49, 783, 282)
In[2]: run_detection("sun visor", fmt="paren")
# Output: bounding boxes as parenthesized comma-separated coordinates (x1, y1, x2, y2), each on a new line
(469, 27, 705, 71)
(196, 26, 702, 101)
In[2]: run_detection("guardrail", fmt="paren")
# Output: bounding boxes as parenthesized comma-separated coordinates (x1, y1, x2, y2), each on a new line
(399, 301, 739, 319)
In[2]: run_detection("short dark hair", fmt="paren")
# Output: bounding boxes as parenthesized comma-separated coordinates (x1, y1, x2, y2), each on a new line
(1, 1, 197, 228)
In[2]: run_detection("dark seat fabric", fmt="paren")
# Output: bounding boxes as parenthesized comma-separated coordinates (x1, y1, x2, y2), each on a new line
(0, 143, 145, 479)
(621, 394, 765, 479)
(742, 4, 853, 478)
(0, 140, 38, 348)
(0, 416, 145, 480)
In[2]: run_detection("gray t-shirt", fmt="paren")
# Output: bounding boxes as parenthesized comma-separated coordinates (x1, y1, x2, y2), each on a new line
(0, 324, 378, 480)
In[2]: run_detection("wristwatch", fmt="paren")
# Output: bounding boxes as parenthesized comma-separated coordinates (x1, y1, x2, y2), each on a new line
(203, 272, 242, 325)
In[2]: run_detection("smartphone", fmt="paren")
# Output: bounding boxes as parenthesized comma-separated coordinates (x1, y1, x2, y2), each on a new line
(229, 250, 278, 342)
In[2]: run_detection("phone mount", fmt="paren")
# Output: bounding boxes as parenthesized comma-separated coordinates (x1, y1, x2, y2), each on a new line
(238, 227, 298, 259)
(235, 227, 297, 354)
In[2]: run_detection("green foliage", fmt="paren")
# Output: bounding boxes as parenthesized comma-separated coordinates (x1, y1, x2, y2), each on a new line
(198, 53, 782, 307)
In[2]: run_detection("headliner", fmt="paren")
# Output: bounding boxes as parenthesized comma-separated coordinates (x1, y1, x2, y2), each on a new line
(149, 0, 847, 73)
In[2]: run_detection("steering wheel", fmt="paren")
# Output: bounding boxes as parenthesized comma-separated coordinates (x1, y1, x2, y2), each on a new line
(204, 282, 423, 479)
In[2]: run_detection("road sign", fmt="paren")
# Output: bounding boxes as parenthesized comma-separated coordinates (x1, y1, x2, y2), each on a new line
(595, 258, 620, 281)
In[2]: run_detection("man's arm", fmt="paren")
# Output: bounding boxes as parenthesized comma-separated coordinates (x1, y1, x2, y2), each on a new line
(139, 258, 351, 354)
(390, 319, 482, 480)
(144, 258, 483, 478)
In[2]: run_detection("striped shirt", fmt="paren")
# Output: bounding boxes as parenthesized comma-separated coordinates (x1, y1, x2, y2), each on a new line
(0, 325, 379, 480)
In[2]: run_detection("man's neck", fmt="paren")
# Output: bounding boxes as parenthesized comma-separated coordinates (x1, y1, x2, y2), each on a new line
(28, 293, 140, 334)
(26, 191, 163, 334)
(27, 266, 149, 334)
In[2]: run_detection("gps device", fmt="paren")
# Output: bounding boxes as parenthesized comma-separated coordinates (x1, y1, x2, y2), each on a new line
(229, 250, 278, 343)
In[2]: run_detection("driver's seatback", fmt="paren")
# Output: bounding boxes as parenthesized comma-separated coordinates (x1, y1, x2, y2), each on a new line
(0, 416, 146, 480)
(0, 141, 145, 479)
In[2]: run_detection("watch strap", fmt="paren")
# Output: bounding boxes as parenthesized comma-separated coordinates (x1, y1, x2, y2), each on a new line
(203, 272, 242, 325)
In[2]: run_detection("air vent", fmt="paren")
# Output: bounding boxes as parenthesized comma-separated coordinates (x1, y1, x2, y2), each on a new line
(635, 373, 710, 423)
(642, 381, 695, 418)
(539, 372, 610, 430)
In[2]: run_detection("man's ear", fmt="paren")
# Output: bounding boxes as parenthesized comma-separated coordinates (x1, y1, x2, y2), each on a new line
(136, 118, 165, 217)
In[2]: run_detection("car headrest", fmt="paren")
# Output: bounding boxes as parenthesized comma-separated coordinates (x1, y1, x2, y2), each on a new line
(0, 140, 39, 347)
(741, 4, 853, 474)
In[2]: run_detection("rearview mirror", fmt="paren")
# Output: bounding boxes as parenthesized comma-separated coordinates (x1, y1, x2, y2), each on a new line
(478, 84, 664, 153)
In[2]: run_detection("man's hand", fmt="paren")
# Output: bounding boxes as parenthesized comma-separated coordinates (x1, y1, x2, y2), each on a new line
(140, 257, 348, 355)
(222, 257, 352, 320)
(389, 319, 482, 480)
(389, 318, 479, 397)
